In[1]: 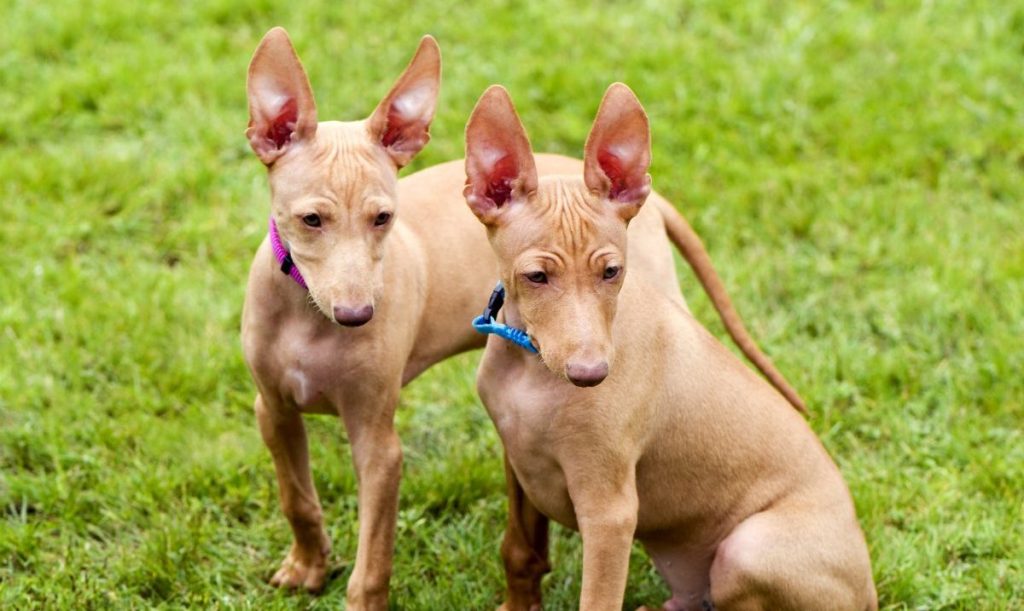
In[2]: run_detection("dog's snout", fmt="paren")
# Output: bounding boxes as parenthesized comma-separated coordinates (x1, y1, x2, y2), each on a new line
(333, 304, 374, 327)
(565, 361, 609, 387)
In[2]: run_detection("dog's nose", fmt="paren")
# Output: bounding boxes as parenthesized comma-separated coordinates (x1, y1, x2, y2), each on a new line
(333, 304, 374, 327)
(565, 361, 609, 387)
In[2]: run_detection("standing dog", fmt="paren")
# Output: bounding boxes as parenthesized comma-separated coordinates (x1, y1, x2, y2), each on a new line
(464, 84, 876, 610)
(239, 28, 493, 607)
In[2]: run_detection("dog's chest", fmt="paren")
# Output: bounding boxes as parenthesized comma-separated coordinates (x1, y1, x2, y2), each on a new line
(277, 338, 345, 412)
(255, 319, 382, 414)
(479, 360, 580, 528)
(279, 355, 334, 411)
(507, 444, 577, 529)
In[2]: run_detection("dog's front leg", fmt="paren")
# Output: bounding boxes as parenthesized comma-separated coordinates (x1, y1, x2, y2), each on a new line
(255, 394, 331, 592)
(340, 387, 403, 611)
(499, 453, 550, 611)
(570, 468, 638, 611)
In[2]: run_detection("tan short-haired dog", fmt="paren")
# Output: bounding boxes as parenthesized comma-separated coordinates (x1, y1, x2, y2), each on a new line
(464, 84, 876, 611)
(240, 29, 508, 607)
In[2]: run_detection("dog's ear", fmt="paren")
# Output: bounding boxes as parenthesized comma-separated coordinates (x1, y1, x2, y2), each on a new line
(367, 35, 441, 168)
(246, 27, 318, 166)
(464, 85, 538, 226)
(583, 83, 652, 221)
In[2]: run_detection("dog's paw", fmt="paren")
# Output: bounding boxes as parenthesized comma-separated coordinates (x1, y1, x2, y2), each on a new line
(269, 545, 329, 593)
(635, 597, 710, 611)
(497, 602, 541, 611)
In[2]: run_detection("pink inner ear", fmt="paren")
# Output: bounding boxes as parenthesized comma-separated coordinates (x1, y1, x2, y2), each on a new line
(484, 154, 518, 207)
(597, 147, 649, 205)
(269, 98, 298, 149)
(598, 149, 629, 199)
(381, 105, 403, 147)
(381, 104, 426, 151)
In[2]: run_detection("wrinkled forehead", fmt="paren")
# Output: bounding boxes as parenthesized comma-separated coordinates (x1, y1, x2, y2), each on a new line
(270, 121, 396, 201)
(499, 176, 623, 253)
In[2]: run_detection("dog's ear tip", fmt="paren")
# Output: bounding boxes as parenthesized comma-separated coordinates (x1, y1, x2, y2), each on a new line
(251, 28, 302, 74)
(468, 87, 504, 128)
(481, 84, 511, 102)
(258, 27, 293, 50)
(418, 34, 441, 52)
(409, 36, 441, 78)
(597, 83, 646, 122)
(479, 86, 518, 120)
(607, 82, 640, 101)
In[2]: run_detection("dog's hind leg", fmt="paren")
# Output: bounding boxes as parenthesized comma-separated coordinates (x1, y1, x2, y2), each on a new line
(255, 394, 331, 592)
(707, 508, 874, 611)
(642, 539, 715, 611)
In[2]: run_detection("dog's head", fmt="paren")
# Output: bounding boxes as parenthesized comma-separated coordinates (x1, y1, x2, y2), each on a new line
(246, 28, 440, 326)
(464, 84, 652, 387)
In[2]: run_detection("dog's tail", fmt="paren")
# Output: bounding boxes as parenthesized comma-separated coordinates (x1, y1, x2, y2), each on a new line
(655, 200, 807, 414)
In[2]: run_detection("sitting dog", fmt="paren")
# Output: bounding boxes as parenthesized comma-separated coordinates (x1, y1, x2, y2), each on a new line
(463, 84, 876, 610)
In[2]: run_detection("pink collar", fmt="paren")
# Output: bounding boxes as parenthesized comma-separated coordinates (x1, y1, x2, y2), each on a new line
(269, 217, 308, 290)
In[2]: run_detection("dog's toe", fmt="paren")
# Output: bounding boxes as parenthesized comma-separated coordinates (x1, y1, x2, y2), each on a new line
(270, 562, 302, 589)
(302, 566, 327, 593)
(269, 548, 328, 593)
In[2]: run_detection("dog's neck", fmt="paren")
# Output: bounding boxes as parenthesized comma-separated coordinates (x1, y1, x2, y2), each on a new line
(499, 291, 527, 333)
(495, 294, 548, 361)
(269, 217, 308, 290)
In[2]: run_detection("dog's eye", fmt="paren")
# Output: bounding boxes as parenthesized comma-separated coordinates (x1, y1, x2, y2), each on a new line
(603, 265, 621, 280)
(524, 271, 548, 284)
(374, 211, 392, 226)
(302, 214, 322, 228)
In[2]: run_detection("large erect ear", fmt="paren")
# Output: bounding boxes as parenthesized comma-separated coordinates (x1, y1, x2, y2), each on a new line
(246, 27, 318, 166)
(464, 85, 538, 226)
(583, 83, 652, 221)
(367, 35, 441, 168)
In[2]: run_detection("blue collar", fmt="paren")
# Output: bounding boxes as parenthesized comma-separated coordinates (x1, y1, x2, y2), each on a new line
(472, 282, 539, 354)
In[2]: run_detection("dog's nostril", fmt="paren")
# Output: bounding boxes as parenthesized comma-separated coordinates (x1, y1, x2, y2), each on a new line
(333, 304, 374, 327)
(565, 361, 609, 387)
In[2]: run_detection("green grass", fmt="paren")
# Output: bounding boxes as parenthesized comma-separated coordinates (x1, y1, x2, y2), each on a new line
(1, 0, 1022, 608)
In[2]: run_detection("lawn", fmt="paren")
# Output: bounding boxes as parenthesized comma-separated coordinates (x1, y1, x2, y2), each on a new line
(1, 0, 1022, 608)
